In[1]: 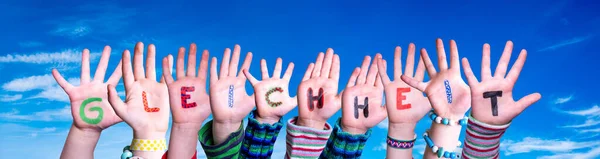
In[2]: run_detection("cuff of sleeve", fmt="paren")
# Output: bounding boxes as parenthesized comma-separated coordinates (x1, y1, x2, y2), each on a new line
(462, 113, 510, 158)
(321, 118, 371, 159)
(198, 120, 244, 159)
(242, 111, 284, 158)
(285, 117, 332, 158)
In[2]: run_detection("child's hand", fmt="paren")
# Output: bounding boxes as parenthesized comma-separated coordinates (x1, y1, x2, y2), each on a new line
(402, 39, 471, 119)
(296, 49, 342, 129)
(462, 41, 541, 125)
(377, 44, 430, 125)
(243, 58, 296, 124)
(107, 42, 170, 139)
(52, 46, 122, 132)
(162, 43, 212, 130)
(340, 54, 387, 134)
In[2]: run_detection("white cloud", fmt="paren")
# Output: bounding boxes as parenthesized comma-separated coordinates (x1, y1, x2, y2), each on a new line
(563, 105, 600, 116)
(0, 49, 98, 64)
(0, 123, 58, 138)
(0, 106, 71, 121)
(52, 24, 91, 38)
(562, 119, 600, 128)
(0, 94, 23, 102)
(553, 95, 573, 104)
(538, 147, 600, 159)
(377, 118, 389, 129)
(2, 74, 56, 92)
(538, 35, 595, 52)
(578, 128, 600, 133)
(49, 4, 137, 38)
(19, 41, 44, 48)
(373, 141, 387, 151)
(501, 137, 600, 156)
(31, 86, 70, 102)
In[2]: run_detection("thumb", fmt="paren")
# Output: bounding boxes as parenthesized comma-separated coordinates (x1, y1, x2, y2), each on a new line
(400, 75, 427, 92)
(516, 92, 541, 112)
(107, 84, 127, 118)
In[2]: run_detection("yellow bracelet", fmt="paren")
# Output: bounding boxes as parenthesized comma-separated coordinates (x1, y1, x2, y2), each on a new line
(129, 139, 167, 151)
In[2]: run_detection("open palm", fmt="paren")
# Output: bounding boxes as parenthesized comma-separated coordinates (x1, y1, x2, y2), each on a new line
(462, 41, 541, 125)
(53, 46, 122, 131)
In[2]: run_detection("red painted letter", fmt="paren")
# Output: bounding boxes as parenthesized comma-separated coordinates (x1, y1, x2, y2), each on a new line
(181, 86, 197, 108)
(396, 88, 411, 110)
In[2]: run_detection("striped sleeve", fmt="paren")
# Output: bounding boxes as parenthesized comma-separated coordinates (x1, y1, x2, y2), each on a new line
(319, 118, 371, 159)
(241, 111, 284, 159)
(198, 120, 244, 159)
(285, 117, 333, 159)
(462, 114, 510, 159)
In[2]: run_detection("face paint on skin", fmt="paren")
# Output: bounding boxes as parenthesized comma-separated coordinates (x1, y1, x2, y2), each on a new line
(266, 87, 284, 107)
(354, 96, 369, 119)
(80, 97, 104, 125)
(483, 91, 503, 116)
(228, 85, 234, 108)
(143, 91, 160, 112)
(396, 88, 412, 110)
(307, 88, 324, 111)
(181, 86, 197, 108)
(444, 80, 452, 104)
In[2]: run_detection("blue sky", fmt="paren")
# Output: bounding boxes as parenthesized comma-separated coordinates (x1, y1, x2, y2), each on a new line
(0, 0, 599, 158)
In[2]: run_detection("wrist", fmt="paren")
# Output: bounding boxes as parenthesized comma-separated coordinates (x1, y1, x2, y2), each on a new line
(133, 131, 166, 139)
(172, 123, 202, 132)
(388, 123, 416, 139)
(213, 120, 242, 134)
(341, 124, 368, 135)
(71, 124, 102, 138)
(296, 117, 326, 130)
(255, 115, 280, 125)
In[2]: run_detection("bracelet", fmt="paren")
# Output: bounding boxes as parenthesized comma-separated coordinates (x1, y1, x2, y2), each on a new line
(121, 146, 145, 159)
(386, 134, 417, 149)
(423, 130, 461, 159)
(428, 110, 468, 126)
(130, 139, 167, 151)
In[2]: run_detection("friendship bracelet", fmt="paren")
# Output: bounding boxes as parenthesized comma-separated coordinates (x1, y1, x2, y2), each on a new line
(386, 134, 417, 149)
(423, 130, 461, 159)
(429, 110, 468, 126)
(130, 139, 167, 151)
(121, 146, 145, 159)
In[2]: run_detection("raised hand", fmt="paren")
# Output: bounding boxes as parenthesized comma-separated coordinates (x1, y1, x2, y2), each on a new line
(341, 54, 387, 134)
(209, 44, 254, 144)
(462, 41, 541, 125)
(107, 42, 170, 140)
(243, 58, 296, 124)
(53, 46, 122, 131)
(296, 49, 341, 129)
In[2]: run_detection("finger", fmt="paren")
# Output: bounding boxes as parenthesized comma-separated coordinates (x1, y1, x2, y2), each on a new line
(311, 52, 324, 78)
(393, 46, 402, 79)
(219, 48, 231, 78)
(356, 55, 371, 84)
(449, 40, 461, 70)
(273, 58, 283, 78)
(421, 48, 437, 78)
(282, 62, 295, 81)
(243, 69, 259, 85)
(302, 63, 315, 81)
(238, 52, 253, 79)
(122, 50, 134, 90)
(346, 67, 360, 88)
(93, 46, 111, 82)
(494, 41, 514, 78)
(81, 49, 91, 84)
(176, 47, 186, 79)
(401, 75, 427, 92)
(366, 54, 381, 85)
(187, 43, 198, 77)
(52, 69, 74, 91)
(320, 48, 334, 78)
(481, 43, 492, 80)
(376, 58, 391, 85)
(506, 49, 528, 83)
(146, 44, 157, 80)
(404, 43, 416, 77)
(260, 59, 269, 80)
(162, 55, 174, 84)
(106, 60, 123, 86)
(461, 58, 479, 86)
(330, 54, 341, 81)
(436, 38, 448, 70)
(133, 42, 145, 80)
(107, 84, 127, 118)
(198, 50, 210, 83)
(210, 57, 218, 84)
(516, 93, 542, 111)
(229, 45, 241, 77)
(375, 74, 384, 89)
(414, 57, 426, 81)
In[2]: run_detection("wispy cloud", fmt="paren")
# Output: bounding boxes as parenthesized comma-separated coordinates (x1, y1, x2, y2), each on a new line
(538, 35, 595, 52)
(563, 105, 600, 116)
(502, 137, 600, 156)
(553, 95, 573, 104)
(18, 41, 44, 48)
(0, 123, 58, 138)
(538, 147, 600, 159)
(49, 4, 137, 38)
(372, 141, 387, 151)
(52, 24, 91, 38)
(1, 74, 77, 102)
(562, 119, 600, 128)
(0, 106, 71, 122)
(0, 94, 23, 102)
(0, 49, 98, 64)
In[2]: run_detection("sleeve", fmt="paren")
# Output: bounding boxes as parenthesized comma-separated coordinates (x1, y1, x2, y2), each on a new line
(241, 111, 284, 159)
(198, 120, 244, 159)
(319, 118, 371, 159)
(461, 114, 510, 159)
(285, 117, 333, 159)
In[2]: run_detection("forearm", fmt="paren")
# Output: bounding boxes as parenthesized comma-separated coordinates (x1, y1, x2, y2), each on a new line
(387, 123, 416, 158)
(199, 120, 244, 158)
(132, 131, 167, 158)
(461, 114, 509, 159)
(212, 120, 243, 145)
(423, 122, 462, 159)
(285, 117, 332, 159)
(167, 123, 201, 159)
(60, 124, 101, 159)
(242, 112, 284, 158)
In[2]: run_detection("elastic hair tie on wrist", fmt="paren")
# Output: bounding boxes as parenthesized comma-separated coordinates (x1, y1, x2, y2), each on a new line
(429, 110, 468, 126)
(423, 129, 462, 159)
(387, 134, 417, 149)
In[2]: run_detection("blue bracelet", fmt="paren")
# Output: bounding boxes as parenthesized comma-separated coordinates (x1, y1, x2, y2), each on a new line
(428, 110, 468, 126)
(121, 145, 145, 159)
(423, 130, 462, 159)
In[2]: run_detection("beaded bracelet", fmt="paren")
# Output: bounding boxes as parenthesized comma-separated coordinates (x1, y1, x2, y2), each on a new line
(428, 110, 468, 126)
(386, 134, 417, 149)
(423, 130, 461, 159)
(121, 146, 145, 159)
